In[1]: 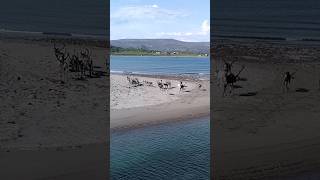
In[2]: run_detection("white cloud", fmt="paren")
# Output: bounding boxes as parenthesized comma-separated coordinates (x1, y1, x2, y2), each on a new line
(111, 5, 187, 24)
(157, 32, 194, 36)
(155, 20, 210, 41)
(151, 4, 158, 8)
(201, 20, 210, 35)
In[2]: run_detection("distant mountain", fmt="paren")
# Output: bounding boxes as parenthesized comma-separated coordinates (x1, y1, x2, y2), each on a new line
(111, 39, 209, 54)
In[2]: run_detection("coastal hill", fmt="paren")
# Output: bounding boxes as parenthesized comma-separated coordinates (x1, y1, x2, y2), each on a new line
(111, 39, 209, 54)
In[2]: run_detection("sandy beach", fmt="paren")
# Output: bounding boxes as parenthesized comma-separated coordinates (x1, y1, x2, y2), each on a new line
(111, 74, 210, 131)
(212, 39, 320, 179)
(0, 35, 108, 179)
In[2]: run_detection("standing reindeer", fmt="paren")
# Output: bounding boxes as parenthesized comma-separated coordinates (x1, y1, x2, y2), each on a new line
(53, 43, 70, 83)
(283, 71, 296, 91)
(69, 49, 80, 72)
(164, 81, 171, 89)
(80, 48, 93, 77)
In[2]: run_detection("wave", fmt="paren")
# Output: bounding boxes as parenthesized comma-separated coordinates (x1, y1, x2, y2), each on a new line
(111, 70, 209, 78)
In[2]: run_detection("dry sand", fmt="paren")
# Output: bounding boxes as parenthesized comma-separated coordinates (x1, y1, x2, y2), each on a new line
(0, 36, 108, 179)
(212, 39, 320, 179)
(111, 74, 210, 131)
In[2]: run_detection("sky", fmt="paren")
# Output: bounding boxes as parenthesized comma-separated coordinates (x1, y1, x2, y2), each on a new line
(111, 0, 210, 42)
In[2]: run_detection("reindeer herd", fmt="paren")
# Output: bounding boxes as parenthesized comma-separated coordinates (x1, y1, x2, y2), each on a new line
(53, 42, 95, 82)
(126, 76, 187, 92)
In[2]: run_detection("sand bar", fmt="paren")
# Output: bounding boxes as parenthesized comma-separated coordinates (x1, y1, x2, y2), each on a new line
(111, 74, 210, 131)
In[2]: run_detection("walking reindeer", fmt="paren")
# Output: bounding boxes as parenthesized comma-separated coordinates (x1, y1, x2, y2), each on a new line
(223, 65, 245, 96)
(283, 71, 296, 91)
(223, 58, 237, 74)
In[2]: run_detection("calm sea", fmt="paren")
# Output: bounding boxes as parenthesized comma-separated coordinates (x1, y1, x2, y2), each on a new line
(110, 117, 210, 180)
(110, 56, 210, 78)
(111, 56, 210, 179)
(0, 0, 107, 36)
(212, 0, 320, 40)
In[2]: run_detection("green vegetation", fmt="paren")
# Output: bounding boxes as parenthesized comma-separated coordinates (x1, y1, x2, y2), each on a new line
(110, 46, 208, 57)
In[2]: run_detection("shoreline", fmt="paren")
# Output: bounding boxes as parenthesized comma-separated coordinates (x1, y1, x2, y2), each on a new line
(111, 73, 210, 132)
(110, 55, 209, 58)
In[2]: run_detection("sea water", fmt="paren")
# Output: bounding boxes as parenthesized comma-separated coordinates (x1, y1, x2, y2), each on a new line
(110, 117, 210, 180)
(0, 0, 107, 36)
(111, 56, 210, 78)
(110, 56, 210, 179)
(212, 0, 320, 40)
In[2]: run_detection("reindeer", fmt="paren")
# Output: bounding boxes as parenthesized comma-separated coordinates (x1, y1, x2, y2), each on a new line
(223, 65, 245, 96)
(127, 76, 132, 84)
(69, 50, 80, 73)
(157, 80, 164, 90)
(53, 42, 66, 61)
(132, 78, 140, 85)
(178, 81, 186, 92)
(80, 48, 93, 77)
(53, 42, 69, 83)
(143, 80, 153, 86)
(127, 76, 141, 86)
(223, 58, 237, 74)
(283, 71, 296, 91)
(163, 81, 171, 89)
(78, 59, 86, 80)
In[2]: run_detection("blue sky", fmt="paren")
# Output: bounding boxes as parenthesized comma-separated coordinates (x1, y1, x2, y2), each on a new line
(111, 0, 210, 42)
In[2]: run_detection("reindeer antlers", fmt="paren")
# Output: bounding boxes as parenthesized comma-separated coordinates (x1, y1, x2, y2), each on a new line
(80, 47, 92, 58)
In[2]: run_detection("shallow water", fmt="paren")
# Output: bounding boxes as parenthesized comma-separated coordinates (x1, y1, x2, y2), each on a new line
(110, 117, 210, 180)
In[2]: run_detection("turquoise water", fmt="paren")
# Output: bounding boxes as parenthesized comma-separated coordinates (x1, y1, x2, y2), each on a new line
(110, 117, 210, 180)
(110, 56, 209, 77)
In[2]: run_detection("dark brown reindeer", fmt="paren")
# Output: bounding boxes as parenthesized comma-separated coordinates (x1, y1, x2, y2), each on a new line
(80, 48, 93, 77)
(53, 43, 69, 83)
(163, 81, 171, 89)
(69, 50, 85, 79)
(223, 58, 237, 74)
(223, 65, 245, 96)
(283, 71, 296, 91)
(53, 43, 66, 60)
(157, 80, 164, 90)
(69, 49, 80, 72)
